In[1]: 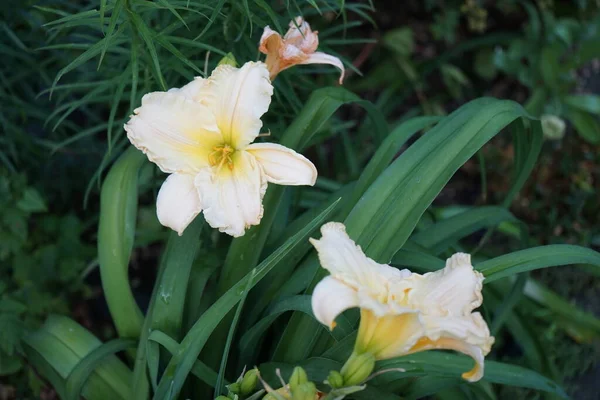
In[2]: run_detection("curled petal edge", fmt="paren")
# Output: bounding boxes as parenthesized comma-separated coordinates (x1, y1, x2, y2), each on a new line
(311, 276, 359, 330)
(301, 52, 345, 84)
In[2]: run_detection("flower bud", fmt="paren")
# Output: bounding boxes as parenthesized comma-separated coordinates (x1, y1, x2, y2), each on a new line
(240, 368, 259, 395)
(288, 366, 308, 391)
(227, 382, 241, 394)
(326, 370, 344, 388)
(290, 382, 317, 400)
(214, 396, 230, 400)
(218, 52, 238, 67)
(541, 114, 566, 140)
(340, 352, 376, 386)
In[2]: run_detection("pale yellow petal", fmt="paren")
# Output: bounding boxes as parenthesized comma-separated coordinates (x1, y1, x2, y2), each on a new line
(168, 77, 206, 102)
(405, 252, 484, 316)
(194, 151, 267, 237)
(355, 310, 423, 357)
(312, 276, 359, 330)
(245, 143, 317, 186)
(309, 222, 408, 292)
(197, 62, 273, 149)
(300, 52, 345, 84)
(124, 91, 222, 174)
(405, 312, 493, 382)
(156, 173, 202, 235)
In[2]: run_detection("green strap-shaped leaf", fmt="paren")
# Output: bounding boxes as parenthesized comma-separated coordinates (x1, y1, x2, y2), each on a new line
(22, 316, 132, 400)
(147, 330, 222, 388)
(215, 268, 254, 396)
(566, 107, 600, 144)
(239, 295, 353, 369)
(345, 98, 542, 263)
(127, 7, 166, 90)
(152, 199, 340, 400)
(98, 147, 146, 339)
(477, 244, 600, 282)
(525, 279, 600, 338)
(66, 339, 136, 400)
(131, 217, 205, 400)
(410, 206, 523, 255)
(564, 94, 600, 115)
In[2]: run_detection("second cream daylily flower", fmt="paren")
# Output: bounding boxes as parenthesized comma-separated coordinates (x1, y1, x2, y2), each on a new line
(310, 222, 494, 383)
(259, 17, 345, 83)
(125, 62, 317, 237)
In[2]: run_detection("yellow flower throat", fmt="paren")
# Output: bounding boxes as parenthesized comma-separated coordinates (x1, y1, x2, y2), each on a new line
(208, 144, 234, 171)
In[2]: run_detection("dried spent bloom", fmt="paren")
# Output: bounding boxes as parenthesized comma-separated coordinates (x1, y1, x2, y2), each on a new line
(259, 17, 345, 83)
(310, 222, 494, 383)
(125, 62, 317, 237)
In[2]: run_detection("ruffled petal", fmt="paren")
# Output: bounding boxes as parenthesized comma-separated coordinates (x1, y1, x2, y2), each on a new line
(124, 91, 222, 174)
(312, 276, 359, 330)
(309, 222, 407, 292)
(169, 77, 206, 102)
(408, 312, 494, 382)
(405, 253, 484, 316)
(197, 62, 273, 149)
(300, 52, 345, 84)
(245, 143, 317, 186)
(194, 151, 267, 237)
(156, 173, 203, 235)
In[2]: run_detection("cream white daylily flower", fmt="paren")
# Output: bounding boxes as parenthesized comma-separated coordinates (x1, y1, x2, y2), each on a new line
(125, 62, 317, 237)
(259, 17, 345, 83)
(310, 222, 494, 383)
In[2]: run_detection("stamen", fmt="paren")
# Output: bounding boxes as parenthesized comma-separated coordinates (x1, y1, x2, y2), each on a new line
(257, 130, 271, 138)
(208, 144, 235, 172)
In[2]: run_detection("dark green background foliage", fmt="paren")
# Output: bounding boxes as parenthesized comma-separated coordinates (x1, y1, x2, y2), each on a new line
(1, 0, 599, 399)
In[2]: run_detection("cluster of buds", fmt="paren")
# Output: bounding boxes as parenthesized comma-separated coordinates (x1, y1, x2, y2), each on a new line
(461, 0, 488, 33)
(215, 368, 260, 400)
(262, 367, 322, 400)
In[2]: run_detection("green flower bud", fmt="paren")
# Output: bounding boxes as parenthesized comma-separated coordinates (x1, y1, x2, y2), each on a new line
(228, 382, 241, 394)
(218, 52, 238, 67)
(541, 114, 566, 140)
(340, 352, 376, 386)
(214, 396, 230, 400)
(326, 370, 344, 388)
(291, 382, 317, 400)
(289, 366, 309, 391)
(240, 368, 259, 395)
